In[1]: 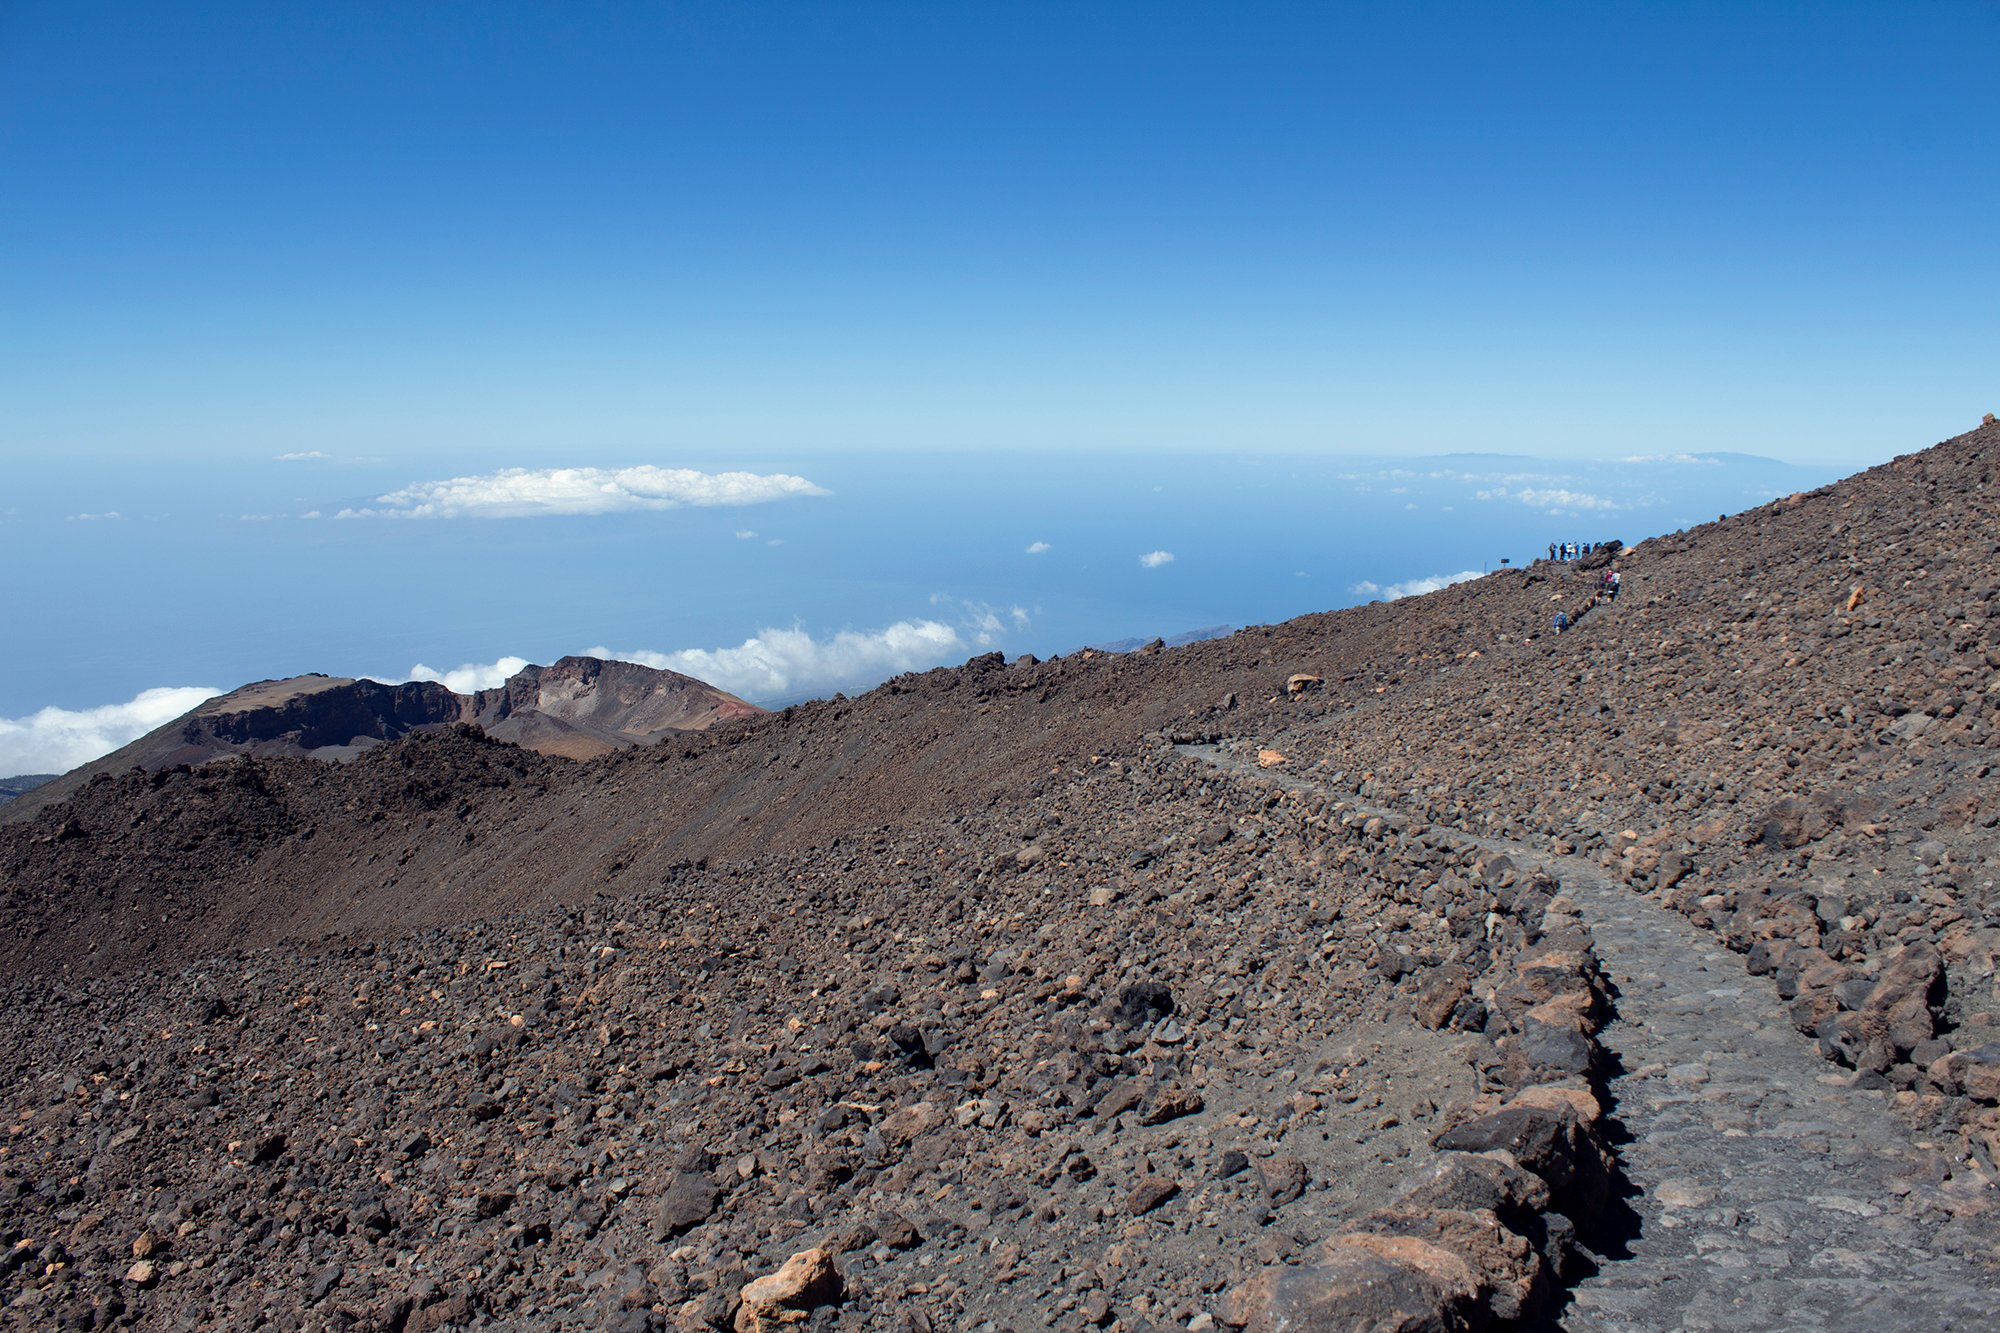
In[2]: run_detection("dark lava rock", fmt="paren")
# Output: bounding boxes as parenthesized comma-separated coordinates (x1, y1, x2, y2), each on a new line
(654, 1173, 720, 1238)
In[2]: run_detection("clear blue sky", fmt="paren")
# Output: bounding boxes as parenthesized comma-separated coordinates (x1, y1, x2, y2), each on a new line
(4, 0, 1994, 466)
(6, 2, 1975, 767)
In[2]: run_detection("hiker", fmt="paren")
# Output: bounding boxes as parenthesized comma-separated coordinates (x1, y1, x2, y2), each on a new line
(1548, 542, 1557, 562)
(1606, 569, 1621, 601)
(1552, 611, 1570, 635)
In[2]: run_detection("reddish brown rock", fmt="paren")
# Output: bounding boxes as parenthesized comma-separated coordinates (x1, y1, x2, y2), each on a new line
(735, 1248, 842, 1332)
(1223, 1235, 1480, 1333)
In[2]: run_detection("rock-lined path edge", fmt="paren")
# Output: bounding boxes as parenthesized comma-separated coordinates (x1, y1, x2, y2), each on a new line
(1180, 744, 2000, 1332)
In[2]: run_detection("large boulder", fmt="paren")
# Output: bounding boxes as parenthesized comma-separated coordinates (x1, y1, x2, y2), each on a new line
(1864, 943, 1944, 1057)
(1222, 1233, 1483, 1333)
(1931, 1043, 2000, 1104)
(1390, 1152, 1549, 1224)
(653, 1172, 720, 1239)
(734, 1248, 843, 1332)
(1413, 964, 1474, 1031)
(1431, 1100, 1611, 1226)
(1351, 1208, 1548, 1324)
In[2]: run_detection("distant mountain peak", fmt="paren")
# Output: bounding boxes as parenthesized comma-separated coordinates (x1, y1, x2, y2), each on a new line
(1087, 625, 1233, 655)
(1, 656, 760, 822)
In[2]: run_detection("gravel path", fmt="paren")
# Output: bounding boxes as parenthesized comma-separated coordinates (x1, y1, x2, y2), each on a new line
(1180, 744, 2000, 1331)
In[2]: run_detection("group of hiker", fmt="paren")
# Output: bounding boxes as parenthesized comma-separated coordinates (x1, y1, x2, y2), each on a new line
(1548, 540, 1604, 561)
(1550, 567, 1621, 637)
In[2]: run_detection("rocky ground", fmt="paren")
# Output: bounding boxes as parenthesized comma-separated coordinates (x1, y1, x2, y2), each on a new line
(0, 745, 1616, 1331)
(1195, 743, 1999, 1330)
(1240, 422, 2000, 1174)
(2, 420, 1998, 1330)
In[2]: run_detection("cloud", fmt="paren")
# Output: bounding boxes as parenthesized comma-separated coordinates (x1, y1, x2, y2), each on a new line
(1514, 488, 1622, 510)
(1025, 541, 1050, 555)
(1139, 550, 1175, 568)
(927, 595, 1033, 646)
(1475, 486, 1622, 512)
(67, 511, 121, 521)
(370, 597, 1033, 708)
(1350, 570, 1484, 601)
(0, 686, 222, 776)
(277, 450, 384, 465)
(335, 465, 830, 519)
(1620, 453, 1719, 465)
(735, 529, 757, 539)
(399, 656, 531, 694)
(590, 621, 970, 700)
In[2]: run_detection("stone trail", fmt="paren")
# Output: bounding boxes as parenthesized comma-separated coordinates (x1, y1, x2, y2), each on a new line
(1181, 744, 2000, 1332)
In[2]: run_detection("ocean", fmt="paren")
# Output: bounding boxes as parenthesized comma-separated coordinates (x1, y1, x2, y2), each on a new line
(0, 446, 1839, 772)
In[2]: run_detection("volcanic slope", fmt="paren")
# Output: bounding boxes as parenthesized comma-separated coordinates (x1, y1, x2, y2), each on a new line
(0, 420, 1997, 1332)
(1243, 419, 2000, 1098)
(12, 427, 2000, 981)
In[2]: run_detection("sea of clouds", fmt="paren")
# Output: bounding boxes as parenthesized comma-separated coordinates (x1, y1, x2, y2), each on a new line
(1349, 570, 1486, 601)
(330, 465, 828, 520)
(394, 600, 1032, 706)
(0, 686, 223, 776)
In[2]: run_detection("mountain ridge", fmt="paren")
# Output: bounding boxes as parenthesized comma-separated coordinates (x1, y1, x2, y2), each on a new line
(0, 654, 760, 824)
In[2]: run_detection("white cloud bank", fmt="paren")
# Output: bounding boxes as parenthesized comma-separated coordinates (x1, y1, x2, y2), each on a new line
(601, 598, 1032, 699)
(0, 686, 222, 776)
(402, 656, 532, 695)
(376, 599, 1033, 707)
(590, 621, 967, 700)
(1351, 570, 1485, 601)
(336, 466, 829, 519)
(1139, 550, 1175, 568)
(1475, 486, 1622, 512)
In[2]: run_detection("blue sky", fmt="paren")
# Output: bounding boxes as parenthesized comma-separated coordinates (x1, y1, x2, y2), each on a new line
(6, 1, 1994, 461)
(1, 3, 1993, 771)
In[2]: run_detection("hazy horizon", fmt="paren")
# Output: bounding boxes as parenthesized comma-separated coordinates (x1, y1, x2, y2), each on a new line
(0, 443, 1850, 775)
(5, 2, 1993, 771)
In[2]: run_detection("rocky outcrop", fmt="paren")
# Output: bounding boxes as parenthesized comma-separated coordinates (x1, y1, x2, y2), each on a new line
(465, 655, 763, 759)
